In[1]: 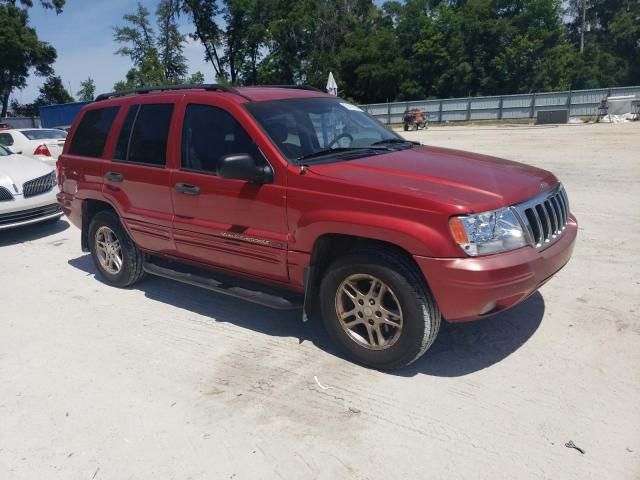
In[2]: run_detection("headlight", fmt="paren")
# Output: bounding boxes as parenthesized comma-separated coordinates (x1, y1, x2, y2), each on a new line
(449, 207, 527, 256)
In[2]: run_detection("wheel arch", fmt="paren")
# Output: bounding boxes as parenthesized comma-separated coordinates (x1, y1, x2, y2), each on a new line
(303, 233, 430, 319)
(81, 199, 117, 252)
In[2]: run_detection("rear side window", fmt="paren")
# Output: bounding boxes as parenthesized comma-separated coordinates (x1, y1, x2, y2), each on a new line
(114, 104, 173, 167)
(0, 133, 13, 146)
(69, 107, 119, 158)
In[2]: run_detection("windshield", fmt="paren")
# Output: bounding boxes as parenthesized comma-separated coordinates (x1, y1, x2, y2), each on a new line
(21, 129, 67, 140)
(246, 97, 411, 163)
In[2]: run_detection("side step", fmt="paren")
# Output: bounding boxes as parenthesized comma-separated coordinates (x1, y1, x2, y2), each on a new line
(143, 259, 303, 310)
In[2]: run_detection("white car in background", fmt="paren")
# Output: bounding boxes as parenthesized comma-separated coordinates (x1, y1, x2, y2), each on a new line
(0, 128, 67, 167)
(0, 144, 63, 230)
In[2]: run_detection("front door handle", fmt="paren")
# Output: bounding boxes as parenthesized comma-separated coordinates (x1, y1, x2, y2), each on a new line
(105, 171, 124, 182)
(175, 183, 200, 195)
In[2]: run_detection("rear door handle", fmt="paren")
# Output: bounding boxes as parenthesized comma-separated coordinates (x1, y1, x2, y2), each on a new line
(105, 171, 124, 182)
(175, 183, 200, 195)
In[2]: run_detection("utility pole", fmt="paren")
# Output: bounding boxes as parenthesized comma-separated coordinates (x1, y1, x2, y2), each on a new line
(580, 0, 587, 54)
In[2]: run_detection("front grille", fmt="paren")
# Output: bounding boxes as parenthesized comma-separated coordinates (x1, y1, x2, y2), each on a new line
(0, 186, 14, 201)
(0, 203, 61, 226)
(23, 172, 55, 198)
(514, 184, 570, 250)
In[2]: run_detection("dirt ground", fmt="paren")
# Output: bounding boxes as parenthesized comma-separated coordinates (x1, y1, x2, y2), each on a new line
(1, 122, 639, 479)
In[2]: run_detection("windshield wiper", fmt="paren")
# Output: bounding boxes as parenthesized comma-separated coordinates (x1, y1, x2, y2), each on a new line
(371, 138, 420, 147)
(295, 147, 389, 164)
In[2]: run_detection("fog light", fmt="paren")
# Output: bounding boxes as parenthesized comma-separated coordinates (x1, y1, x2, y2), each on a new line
(479, 301, 497, 315)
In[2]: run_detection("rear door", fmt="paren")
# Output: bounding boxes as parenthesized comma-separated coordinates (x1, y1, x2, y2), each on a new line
(169, 99, 289, 282)
(101, 97, 179, 254)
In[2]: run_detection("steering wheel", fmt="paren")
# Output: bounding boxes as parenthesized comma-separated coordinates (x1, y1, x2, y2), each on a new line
(327, 133, 354, 148)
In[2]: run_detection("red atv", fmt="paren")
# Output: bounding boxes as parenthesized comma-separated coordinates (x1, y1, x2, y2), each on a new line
(403, 108, 428, 131)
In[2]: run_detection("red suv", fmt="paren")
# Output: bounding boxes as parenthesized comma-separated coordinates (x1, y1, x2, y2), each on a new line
(57, 84, 577, 370)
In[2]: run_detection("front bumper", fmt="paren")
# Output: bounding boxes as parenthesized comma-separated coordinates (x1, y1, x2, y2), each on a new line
(415, 215, 577, 322)
(0, 189, 63, 230)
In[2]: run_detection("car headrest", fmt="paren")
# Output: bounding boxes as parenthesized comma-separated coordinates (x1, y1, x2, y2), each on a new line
(266, 122, 288, 143)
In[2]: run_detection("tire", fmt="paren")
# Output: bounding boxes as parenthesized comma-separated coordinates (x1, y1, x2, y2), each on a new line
(319, 248, 441, 370)
(88, 210, 146, 288)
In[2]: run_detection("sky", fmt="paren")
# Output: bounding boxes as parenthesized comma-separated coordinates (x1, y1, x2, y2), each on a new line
(14, 0, 213, 104)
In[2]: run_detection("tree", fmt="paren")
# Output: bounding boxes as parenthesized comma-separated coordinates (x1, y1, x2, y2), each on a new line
(157, 0, 188, 82)
(114, 2, 157, 67)
(113, 1, 203, 90)
(113, 2, 165, 89)
(0, 4, 56, 116)
(76, 77, 96, 102)
(34, 75, 73, 106)
(0, 0, 65, 13)
(180, 0, 226, 79)
(186, 71, 205, 84)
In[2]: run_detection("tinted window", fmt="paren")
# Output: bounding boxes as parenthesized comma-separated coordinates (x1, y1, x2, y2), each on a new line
(246, 98, 402, 163)
(0, 145, 10, 156)
(21, 129, 67, 140)
(114, 106, 139, 161)
(181, 104, 264, 174)
(69, 107, 119, 158)
(0, 133, 13, 146)
(115, 104, 173, 166)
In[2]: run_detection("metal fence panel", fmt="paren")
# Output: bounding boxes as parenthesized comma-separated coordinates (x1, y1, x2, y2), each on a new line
(470, 96, 501, 110)
(535, 92, 569, 107)
(359, 85, 639, 124)
(501, 94, 532, 108)
(0, 117, 40, 128)
(441, 98, 468, 111)
(570, 88, 609, 105)
(502, 108, 531, 119)
(610, 86, 640, 97)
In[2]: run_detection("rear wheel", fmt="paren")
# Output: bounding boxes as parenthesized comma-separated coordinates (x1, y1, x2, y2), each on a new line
(319, 249, 440, 370)
(88, 210, 145, 287)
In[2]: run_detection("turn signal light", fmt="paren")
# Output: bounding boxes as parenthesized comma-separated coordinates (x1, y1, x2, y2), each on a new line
(449, 217, 468, 245)
(34, 144, 52, 156)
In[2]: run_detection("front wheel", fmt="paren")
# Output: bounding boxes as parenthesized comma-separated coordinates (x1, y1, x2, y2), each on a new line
(319, 249, 441, 370)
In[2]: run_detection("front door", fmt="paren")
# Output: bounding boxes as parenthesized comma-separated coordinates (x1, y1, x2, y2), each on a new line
(170, 101, 289, 283)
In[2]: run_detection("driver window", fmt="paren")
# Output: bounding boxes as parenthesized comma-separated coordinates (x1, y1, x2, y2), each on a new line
(181, 104, 264, 174)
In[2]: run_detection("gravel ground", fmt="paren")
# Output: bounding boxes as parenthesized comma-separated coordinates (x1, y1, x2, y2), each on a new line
(1, 122, 639, 479)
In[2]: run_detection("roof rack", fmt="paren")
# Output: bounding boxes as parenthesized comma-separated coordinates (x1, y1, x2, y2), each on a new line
(253, 85, 324, 93)
(94, 83, 251, 102)
(94, 83, 325, 103)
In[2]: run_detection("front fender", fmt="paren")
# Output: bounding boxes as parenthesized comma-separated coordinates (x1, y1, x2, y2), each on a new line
(291, 209, 458, 257)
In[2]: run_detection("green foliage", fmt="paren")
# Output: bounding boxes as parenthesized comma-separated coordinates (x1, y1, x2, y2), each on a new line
(76, 77, 96, 102)
(34, 74, 73, 105)
(157, 0, 188, 82)
(186, 71, 205, 84)
(113, 1, 200, 90)
(0, 4, 56, 116)
(107, 0, 638, 103)
(11, 73, 73, 115)
(0, 0, 65, 14)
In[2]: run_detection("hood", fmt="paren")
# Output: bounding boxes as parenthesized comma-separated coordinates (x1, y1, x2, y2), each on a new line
(0, 154, 54, 194)
(306, 145, 557, 213)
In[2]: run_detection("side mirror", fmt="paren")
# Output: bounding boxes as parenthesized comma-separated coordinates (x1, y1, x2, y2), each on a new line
(218, 154, 273, 184)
